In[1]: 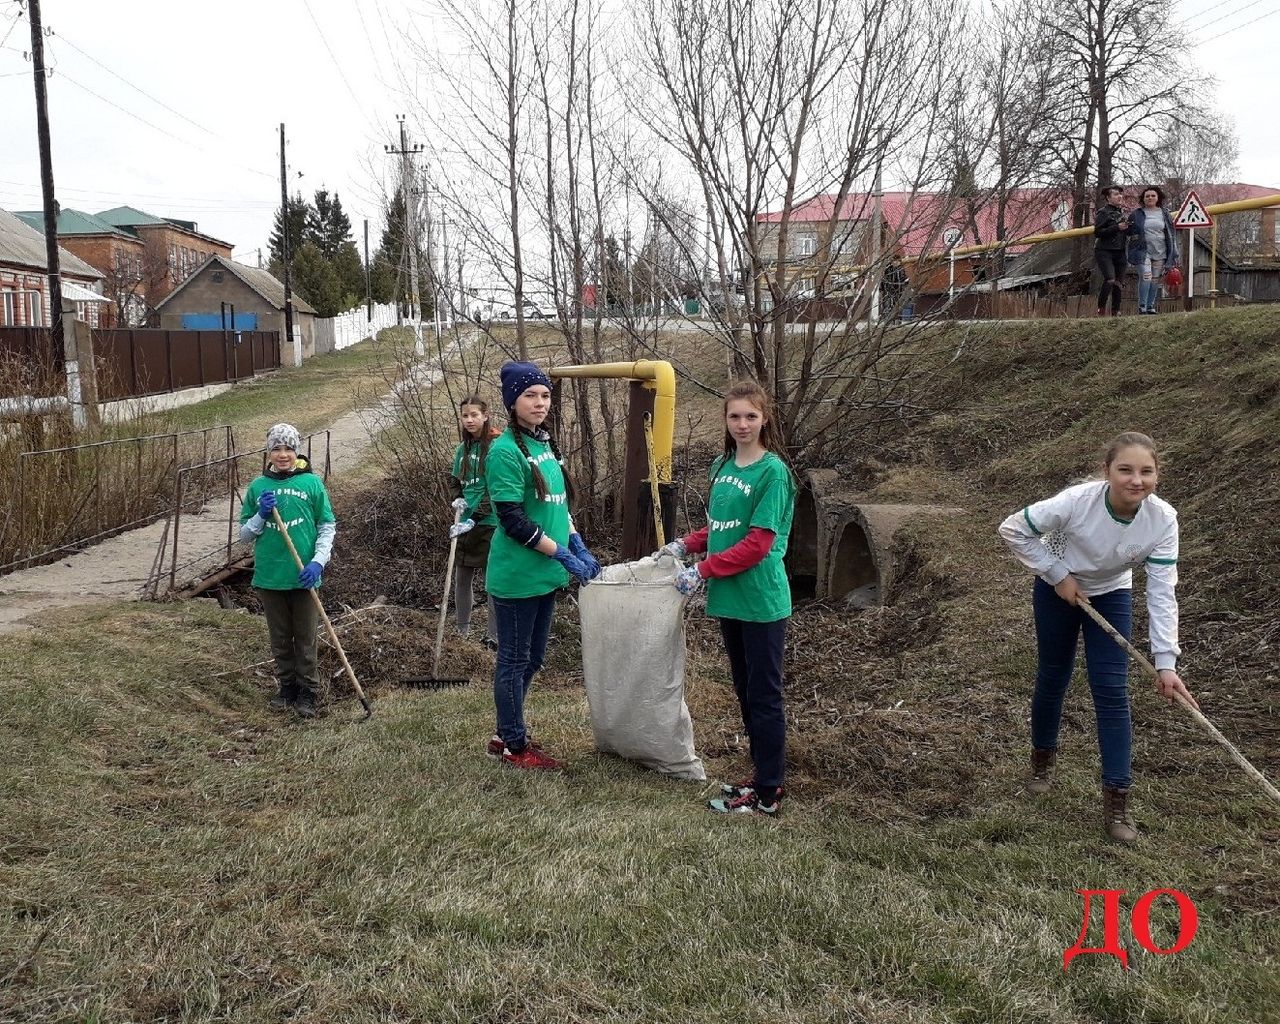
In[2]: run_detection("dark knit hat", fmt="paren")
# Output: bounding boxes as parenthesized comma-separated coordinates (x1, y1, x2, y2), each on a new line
(500, 361, 552, 410)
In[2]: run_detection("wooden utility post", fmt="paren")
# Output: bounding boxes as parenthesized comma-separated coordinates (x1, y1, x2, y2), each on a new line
(27, 0, 63, 361)
(279, 123, 295, 359)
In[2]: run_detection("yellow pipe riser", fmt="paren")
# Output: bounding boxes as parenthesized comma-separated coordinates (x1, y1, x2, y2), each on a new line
(550, 359, 676, 483)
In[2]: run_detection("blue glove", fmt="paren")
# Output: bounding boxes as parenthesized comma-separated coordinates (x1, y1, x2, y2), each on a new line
(256, 491, 276, 517)
(449, 519, 476, 539)
(568, 533, 602, 579)
(674, 565, 703, 596)
(551, 544, 594, 583)
(297, 560, 323, 589)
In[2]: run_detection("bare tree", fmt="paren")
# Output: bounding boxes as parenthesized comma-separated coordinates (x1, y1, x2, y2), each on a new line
(627, 0, 962, 453)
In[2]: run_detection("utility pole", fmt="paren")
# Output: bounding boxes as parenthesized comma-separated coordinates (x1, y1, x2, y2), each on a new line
(386, 115, 424, 356)
(279, 123, 295, 361)
(28, 0, 63, 356)
(363, 219, 372, 322)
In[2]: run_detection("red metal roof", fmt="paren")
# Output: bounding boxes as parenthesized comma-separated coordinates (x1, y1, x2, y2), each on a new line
(758, 183, 1280, 256)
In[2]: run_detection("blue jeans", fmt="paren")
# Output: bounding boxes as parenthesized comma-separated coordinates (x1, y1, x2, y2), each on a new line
(1031, 578, 1133, 788)
(492, 592, 556, 752)
(720, 617, 787, 794)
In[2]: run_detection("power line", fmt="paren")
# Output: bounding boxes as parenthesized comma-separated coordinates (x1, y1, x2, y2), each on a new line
(1197, 6, 1280, 41)
(299, 0, 365, 111)
(52, 31, 217, 137)
(1182, 0, 1267, 25)
(0, 10, 21, 49)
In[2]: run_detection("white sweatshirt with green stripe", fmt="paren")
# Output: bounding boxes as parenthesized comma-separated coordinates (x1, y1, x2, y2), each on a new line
(998, 481, 1180, 670)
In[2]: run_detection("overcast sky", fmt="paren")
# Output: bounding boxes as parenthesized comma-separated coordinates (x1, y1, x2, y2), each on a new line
(0, 0, 1276, 265)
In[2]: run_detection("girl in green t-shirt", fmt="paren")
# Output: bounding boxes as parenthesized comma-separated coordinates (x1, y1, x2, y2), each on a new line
(660, 380, 796, 816)
(483, 361, 603, 771)
(446, 395, 500, 645)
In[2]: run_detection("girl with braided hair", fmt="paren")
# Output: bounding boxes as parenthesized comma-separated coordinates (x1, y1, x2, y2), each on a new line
(446, 395, 501, 645)
(482, 361, 603, 770)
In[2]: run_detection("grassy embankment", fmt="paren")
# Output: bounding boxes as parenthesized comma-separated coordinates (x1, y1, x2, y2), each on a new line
(1, 308, 1278, 1023)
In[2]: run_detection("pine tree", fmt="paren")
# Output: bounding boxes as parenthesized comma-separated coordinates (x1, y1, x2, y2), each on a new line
(269, 192, 311, 267)
(308, 190, 355, 261)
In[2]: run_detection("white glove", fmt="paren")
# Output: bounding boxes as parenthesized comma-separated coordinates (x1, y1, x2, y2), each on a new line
(450, 497, 468, 513)
(674, 565, 703, 595)
(657, 538, 687, 559)
(449, 519, 475, 539)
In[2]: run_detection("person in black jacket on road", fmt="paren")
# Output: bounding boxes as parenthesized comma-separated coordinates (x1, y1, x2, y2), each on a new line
(1094, 185, 1130, 317)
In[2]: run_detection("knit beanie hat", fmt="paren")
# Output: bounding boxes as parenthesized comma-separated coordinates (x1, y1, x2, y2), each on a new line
(500, 361, 552, 410)
(266, 422, 302, 452)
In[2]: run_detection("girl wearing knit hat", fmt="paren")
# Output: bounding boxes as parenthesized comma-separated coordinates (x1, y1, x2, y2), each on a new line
(482, 361, 603, 770)
(239, 423, 337, 719)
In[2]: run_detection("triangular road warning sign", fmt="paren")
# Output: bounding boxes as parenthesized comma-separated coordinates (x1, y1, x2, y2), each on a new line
(1173, 190, 1214, 228)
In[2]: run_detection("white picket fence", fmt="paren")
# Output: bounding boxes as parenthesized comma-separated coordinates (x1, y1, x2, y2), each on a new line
(313, 303, 420, 356)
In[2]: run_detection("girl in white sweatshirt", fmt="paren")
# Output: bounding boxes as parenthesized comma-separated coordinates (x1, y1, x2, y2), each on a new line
(998, 431, 1198, 842)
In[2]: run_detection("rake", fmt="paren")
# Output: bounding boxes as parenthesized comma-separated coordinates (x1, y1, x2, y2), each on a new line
(1078, 596, 1279, 807)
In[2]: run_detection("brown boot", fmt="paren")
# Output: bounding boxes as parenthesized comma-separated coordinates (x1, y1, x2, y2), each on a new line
(1102, 786, 1138, 843)
(1027, 748, 1056, 795)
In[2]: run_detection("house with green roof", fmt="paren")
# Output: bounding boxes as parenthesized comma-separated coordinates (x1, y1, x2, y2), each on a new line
(15, 204, 235, 325)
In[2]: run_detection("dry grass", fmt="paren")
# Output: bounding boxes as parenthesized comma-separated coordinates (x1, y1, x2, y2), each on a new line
(2, 308, 1279, 1022)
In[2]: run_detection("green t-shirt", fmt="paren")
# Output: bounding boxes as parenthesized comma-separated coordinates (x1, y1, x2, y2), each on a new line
(240, 468, 336, 590)
(484, 429, 571, 599)
(705, 451, 796, 622)
(452, 441, 498, 526)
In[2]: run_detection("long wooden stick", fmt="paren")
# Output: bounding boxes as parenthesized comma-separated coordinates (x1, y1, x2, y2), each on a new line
(271, 507, 371, 718)
(1078, 596, 1279, 806)
(433, 507, 463, 679)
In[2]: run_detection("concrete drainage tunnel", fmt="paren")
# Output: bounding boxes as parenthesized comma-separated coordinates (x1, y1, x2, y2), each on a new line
(785, 469, 961, 607)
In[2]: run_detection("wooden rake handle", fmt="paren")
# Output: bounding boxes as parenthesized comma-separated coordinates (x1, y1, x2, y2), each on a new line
(271, 507, 371, 718)
(433, 506, 464, 680)
(1077, 596, 1278, 807)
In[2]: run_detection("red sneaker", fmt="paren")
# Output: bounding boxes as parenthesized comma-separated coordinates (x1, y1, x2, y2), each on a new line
(487, 734, 542, 758)
(502, 745, 562, 770)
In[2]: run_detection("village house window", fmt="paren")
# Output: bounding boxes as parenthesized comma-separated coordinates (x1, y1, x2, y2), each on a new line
(168, 244, 178, 278)
(796, 234, 817, 257)
(1244, 217, 1260, 245)
(1, 290, 14, 326)
(26, 291, 42, 327)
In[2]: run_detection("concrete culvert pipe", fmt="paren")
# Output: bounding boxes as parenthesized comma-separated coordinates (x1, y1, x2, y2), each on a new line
(795, 470, 961, 607)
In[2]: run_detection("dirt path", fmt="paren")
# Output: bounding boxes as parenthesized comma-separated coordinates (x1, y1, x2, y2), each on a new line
(0, 351, 446, 634)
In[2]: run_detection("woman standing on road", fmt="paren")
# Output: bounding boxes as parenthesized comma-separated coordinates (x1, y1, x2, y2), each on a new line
(1127, 186, 1180, 314)
(447, 395, 500, 646)
(659, 380, 797, 816)
(482, 361, 602, 770)
(997, 431, 1198, 843)
(1094, 185, 1130, 317)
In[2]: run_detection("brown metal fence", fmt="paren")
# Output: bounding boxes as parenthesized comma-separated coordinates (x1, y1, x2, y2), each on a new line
(93, 329, 281, 400)
(0, 327, 281, 401)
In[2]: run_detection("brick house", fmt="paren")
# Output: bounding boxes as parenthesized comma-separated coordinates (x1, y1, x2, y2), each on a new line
(154, 254, 317, 365)
(0, 208, 108, 328)
(94, 206, 233, 311)
(15, 209, 146, 327)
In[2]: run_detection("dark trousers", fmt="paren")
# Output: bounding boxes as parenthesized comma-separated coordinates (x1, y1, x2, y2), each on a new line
(1030, 578, 1133, 788)
(257, 587, 320, 697)
(720, 617, 787, 792)
(1095, 250, 1127, 312)
(492, 592, 556, 751)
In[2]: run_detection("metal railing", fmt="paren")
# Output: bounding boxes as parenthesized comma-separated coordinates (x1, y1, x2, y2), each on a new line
(0, 425, 234, 575)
